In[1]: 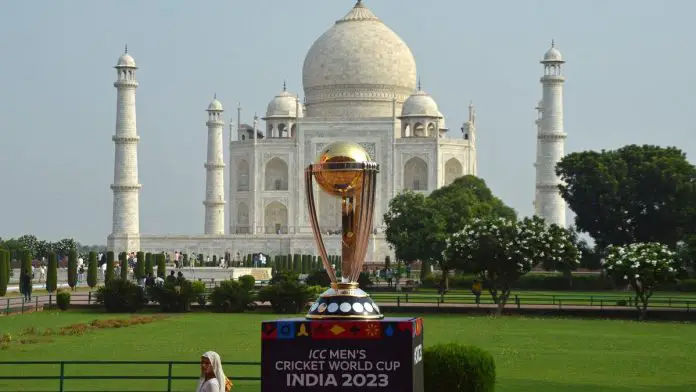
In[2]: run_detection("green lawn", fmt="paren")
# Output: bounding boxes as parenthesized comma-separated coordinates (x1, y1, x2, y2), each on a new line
(0, 310, 695, 391)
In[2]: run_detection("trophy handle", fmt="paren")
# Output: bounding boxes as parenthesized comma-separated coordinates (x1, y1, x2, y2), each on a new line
(350, 162, 377, 282)
(305, 166, 337, 284)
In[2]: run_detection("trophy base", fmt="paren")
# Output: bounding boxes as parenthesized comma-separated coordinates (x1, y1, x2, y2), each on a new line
(306, 284, 384, 320)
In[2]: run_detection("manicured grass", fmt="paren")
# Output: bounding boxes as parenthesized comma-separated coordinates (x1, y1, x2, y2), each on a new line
(0, 310, 695, 391)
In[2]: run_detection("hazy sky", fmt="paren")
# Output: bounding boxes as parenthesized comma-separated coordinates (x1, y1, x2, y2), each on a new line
(1, 0, 695, 245)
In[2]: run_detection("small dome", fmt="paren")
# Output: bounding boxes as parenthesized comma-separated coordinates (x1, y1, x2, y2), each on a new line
(542, 45, 563, 63)
(116, 53, 136, 67)
(207, 98, 223, 111)
(265, 90, 302, 118)
(400, 90, 440, 117)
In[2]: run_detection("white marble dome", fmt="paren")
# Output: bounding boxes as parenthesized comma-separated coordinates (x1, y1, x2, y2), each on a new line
(116, 53, 136, 67)
(543, 46, 563, 63)
(302, 1, 417, 118)
(401, 90, 440, 117)
(265, 90, 302, 118)
(207, 98, 223, 111)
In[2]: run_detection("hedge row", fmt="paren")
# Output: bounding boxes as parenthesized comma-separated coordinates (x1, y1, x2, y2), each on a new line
(421, 273, 696, 292)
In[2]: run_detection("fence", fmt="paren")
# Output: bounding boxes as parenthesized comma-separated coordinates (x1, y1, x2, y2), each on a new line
(4, 289, 696, 316)
(370, 292, 696, 311)
(0, 360, 260, 392)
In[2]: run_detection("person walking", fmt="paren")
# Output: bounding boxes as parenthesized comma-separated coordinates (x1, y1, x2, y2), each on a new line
(197, 351, 230, 392)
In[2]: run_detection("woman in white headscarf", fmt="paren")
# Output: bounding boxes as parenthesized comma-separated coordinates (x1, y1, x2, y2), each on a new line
(197, 351, 228, 392)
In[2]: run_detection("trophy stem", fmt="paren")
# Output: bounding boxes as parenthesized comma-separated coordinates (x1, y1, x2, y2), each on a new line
(341, 195, 356, 282)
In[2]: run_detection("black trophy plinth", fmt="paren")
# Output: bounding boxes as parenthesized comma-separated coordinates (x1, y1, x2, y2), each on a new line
(261, 317, 424, 392)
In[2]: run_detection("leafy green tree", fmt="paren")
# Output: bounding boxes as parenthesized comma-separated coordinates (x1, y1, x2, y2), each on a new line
(17, 235, 40, 259)
(0, 250, 8, 296)
(604, 242, 680, 320)
(384, 176, 516, 290)
(446, 216, 579, 315)
(119, 252, 128, 281)
(67, 249, 78, 290)
(19, 250, 33, 298)
(538, 224, 582, 286)
(87, 251, 97, 289)
(557, 145, 696, 249)
(105, 251, 115, 283)
(46, 251, 57, 293)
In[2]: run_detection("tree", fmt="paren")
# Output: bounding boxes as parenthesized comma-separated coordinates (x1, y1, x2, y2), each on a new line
(157, 254, 166, 278)
(46, 251, 57, 293)
(557, 145, 696, 249)
(384, 176, 516, 291)
(17, 235, 40, 259)
(19, 250, 32, 298)
(446, 216, 579, 315)
(538, 224, 581, 286)
(119, 252, 128, 281)
(0, 249, 8, 296)
(105, 251, 115, 283)
(87, 251, 97, 289)
(67, 249, 78, 290)
(135, 251, 145, 280)
(603, 242, 679, 320)
(145, 252, 153, 276)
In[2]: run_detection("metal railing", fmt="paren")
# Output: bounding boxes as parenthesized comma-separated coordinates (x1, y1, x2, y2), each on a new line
(0, 360, 260, 392)
(369, 292, 696, 311)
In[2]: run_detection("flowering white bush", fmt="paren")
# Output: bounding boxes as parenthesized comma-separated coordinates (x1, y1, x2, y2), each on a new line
(603, 242, 679, 319)
(446, 216, 579, 314)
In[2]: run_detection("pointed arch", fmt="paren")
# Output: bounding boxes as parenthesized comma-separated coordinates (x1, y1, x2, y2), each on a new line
(237, 159, 249, 191)
(444, 158, 463, 186)
(404, 157, 428, 191)
(265, 157, 288, 191)
(237, 202, 249, 234)
(264, 201, 288, 234)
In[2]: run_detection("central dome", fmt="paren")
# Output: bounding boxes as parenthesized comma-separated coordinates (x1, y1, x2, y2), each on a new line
(302, 1, 417, 118)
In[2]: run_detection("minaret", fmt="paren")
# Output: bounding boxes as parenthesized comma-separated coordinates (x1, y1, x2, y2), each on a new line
(534, 41, 567, 227)
(108, 47, 141, 253)
(204, 95, 226, 235)
(461, 102, 477, 175)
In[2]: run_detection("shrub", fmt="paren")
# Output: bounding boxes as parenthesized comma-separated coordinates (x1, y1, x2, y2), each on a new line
(209, 280, 255, 312)
(19, 250, 32, 296)
(0, 250, 8, 296)
(56, 291, 71, 311)
(46, 252, 58, 293)
(145, 253, 153, 275)
(192, 281, 207, 306)
(67, 249, 78, 290)
(95, 278, 146, 312)
(676, 279, 696, 292)
(258, 281, 320, 314)
(157, 254, 166, 278)
(237, 275, 254, 290)
(305, 269, 331, 287)
(135, 251, 145, 280)
(87, 251, 97, 289)
(119, 252, 128, 281)
(424, 343, 495, 392)
(105, 251, 115, 283)
(148, 278, 203, 312)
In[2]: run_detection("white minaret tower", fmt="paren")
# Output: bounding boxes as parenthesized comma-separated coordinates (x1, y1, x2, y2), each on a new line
(108, 47, 142, 252)
(204, 95, 226, 235)
(461, 102, 477, 175)
(534, 41, 567, 227)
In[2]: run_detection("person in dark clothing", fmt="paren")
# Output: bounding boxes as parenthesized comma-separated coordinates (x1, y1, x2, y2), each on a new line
(176, 271, 186, 285)
(20, 271, 32, 301)
(145, 272, 155, 287)
(166, 270, 177, 284)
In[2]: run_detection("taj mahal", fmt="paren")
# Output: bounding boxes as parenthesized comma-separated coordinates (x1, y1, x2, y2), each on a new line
(107, 1, 567, 262)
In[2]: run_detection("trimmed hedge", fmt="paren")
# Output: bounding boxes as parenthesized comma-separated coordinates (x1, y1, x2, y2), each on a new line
(95, 278, 146, 312)
(56, 291, 70, 311)
(46, 252, 58, 293)
(421, 273, 617, 291)
(239, 275, 256, 291)
(119, 252, 128, 281)
(87, 251, 97, 288)
(156, 254, 165, 278)
(19, 250, 32, 296)
(105, 251, 115, 283)
(145, 253, 153, 276)
(135, 251, 145, 280)
(67, 249, 77, 290)
(424, 343, 495, 392)
(0, 249, 8, 296)
(209, 280, 255, 312)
